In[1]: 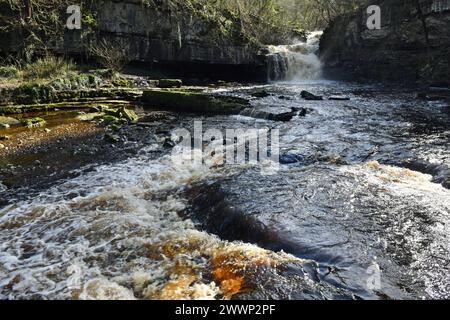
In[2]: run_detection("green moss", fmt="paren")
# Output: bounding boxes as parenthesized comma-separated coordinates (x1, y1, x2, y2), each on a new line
(104, 108, 120, 117)
(102, 115, 121, 124)
(111, 78, 131, 87)
(13, 82, 57, 104)
(0, 66, 19, 78)
(119, 107, 139, 123)
(22, 117, 47, 128)
(142, 89, 249, 114)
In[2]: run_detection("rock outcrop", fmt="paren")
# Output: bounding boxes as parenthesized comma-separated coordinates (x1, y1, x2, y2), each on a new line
(320, 0, 450, 83)
(0, 0, 272, 81)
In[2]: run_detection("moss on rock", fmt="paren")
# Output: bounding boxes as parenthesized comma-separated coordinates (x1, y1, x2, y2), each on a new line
(142, 89, 249, 114)
(22, 117, 47, 128)
(157, 79, 183, 89)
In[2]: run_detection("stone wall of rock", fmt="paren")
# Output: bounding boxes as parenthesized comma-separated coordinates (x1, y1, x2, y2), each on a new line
(320, 0, 450, 83)
(94, 0, 261, 65)
(0, 0, 271, 81)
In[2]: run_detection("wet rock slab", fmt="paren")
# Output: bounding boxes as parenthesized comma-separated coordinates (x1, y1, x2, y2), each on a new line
(239, 106, 296, 122)
(185, 163, 450, 300)
(142, 89, 250, 115)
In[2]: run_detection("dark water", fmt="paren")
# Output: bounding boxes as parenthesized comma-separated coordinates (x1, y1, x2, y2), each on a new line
(0, 80, 449, 300)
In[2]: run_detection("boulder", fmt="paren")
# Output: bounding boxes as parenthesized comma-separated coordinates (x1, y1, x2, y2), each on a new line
(0, 116, 20, 127)
(142, 89, 250, 115)
(250, 90, 272, 98)
(22, 117, 46, 128)
(119, 107, 139, 123)
(157, 79, 183, 89)
(301, 91, 323, 101)
(417, 93, 448, 101)
(104, 133, 120, 143)
(239, 106, 296, 122)
(296, 108, 309, 117)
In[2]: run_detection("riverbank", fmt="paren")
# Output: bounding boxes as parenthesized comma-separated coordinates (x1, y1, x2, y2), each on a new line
(0, 105, 182, 206)
(1, 80, 449, 300)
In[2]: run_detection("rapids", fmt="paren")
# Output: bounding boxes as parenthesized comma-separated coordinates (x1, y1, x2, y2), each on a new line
(267, 31, 323, 81)
(1, 79, 449, 300)
(0, 33, 449, 299)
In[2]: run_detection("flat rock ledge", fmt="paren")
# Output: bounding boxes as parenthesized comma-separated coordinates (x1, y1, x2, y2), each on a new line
(142, 89, 250, 115)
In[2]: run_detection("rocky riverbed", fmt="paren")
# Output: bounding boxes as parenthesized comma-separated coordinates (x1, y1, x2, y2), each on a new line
(0, 79, 449, 300)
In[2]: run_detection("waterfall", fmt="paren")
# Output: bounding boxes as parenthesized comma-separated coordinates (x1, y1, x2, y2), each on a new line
(267, 31, 322, 81)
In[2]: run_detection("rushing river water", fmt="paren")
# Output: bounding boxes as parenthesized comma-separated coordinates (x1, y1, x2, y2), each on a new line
(0, 78, 449, 300)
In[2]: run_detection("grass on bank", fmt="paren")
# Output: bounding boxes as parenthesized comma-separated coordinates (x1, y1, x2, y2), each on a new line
(0, 56, 78, 88)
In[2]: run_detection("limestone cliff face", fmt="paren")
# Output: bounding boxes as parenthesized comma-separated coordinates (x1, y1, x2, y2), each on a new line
(320, 0, 450, 83)
(0, 0, 270, 81)
(94, 0, 261, 66)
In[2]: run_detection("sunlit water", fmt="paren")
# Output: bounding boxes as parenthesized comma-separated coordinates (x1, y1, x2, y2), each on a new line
(1, 79, 449, 300)
(267, 31, 323, 81)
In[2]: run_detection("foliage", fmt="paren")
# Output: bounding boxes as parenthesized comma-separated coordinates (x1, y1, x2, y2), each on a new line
(0, 65, 18, 78)
(0, 0, 368, 67)
(88, 39, 130, 73)
(276, 0, 368, 30)
(21, 56, 76, 80)
(0, 0, 97, 61)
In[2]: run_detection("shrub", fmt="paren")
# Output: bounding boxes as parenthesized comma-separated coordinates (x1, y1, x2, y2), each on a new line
(22, 56, 76, 80)
(0, 66, 19, 78)
(89, 39, 129, 73)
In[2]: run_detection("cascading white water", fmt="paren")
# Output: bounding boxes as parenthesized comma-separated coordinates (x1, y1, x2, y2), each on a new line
(267, 31, 323, 81)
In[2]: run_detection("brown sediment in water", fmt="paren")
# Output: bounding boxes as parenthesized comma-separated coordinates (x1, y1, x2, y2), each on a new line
(211, 254, 245, 299)
(140, 235, 292, 300)
(0, 121, 103, 157)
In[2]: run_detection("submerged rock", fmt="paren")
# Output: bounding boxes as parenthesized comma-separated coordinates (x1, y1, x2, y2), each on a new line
(157, 79, 183, 89)
(239, 107, 295, 122)
(119, 107, 139, 123)
(22, 117, 46, 128)
(102, 115, 122, 125)
(250, 90, 272, 98)
(0, 116, 20, 127)
(417, 92, 449, 101)
(292, 107, 309, 117)
(301, 91, 323, 101)
(139, 112, 172, 123)
(77, 112, 104, 122)
(142, 89, 249, 114)
(104, 133, 120, 143)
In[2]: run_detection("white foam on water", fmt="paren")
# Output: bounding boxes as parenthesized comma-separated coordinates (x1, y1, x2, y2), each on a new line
(339, 161, 450, 299)
(268, 31, 323, 81)
(0, 146, 302, 300)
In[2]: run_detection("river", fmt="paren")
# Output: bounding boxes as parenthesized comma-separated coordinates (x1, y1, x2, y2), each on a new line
(0, 38, 449, 300)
